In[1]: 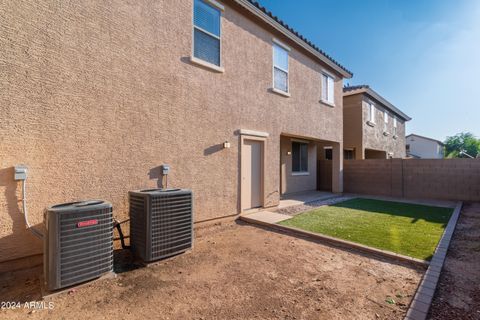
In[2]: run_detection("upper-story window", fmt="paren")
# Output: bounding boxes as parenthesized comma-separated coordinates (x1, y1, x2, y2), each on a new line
(193, 0, 222, 67)
(393, 117, 397, 136)
(273, 41, 290, 93)
(383, 111, 389, 132)
(368, 103, 376, 123)
(321, 73, 335, 105)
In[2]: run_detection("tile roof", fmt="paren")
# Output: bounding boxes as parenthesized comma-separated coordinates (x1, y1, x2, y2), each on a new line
(343, 84, 370, 92)
(343, 85, 412, 121)
(244, 0, 353, 77)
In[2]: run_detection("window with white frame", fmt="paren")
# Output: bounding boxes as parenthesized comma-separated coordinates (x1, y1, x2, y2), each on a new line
(393, 117, 397, 136)
(321, 73, 335, 105)
(368, 103, 376, 123)
(273, 42, 289, 93)
(292, 141, 308, 172)
(384, 111, 389, 132)
(193, 0, 222, 66)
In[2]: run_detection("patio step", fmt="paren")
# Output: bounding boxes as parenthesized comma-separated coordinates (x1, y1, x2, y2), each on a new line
(240, 211, 291, 224)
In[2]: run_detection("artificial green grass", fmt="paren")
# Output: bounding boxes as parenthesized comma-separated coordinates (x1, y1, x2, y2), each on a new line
(278, 198, 453, 260)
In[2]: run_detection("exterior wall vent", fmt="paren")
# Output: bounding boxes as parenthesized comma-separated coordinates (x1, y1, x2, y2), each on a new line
(129, 189, 193, 262)
(44, 200, 113, 291)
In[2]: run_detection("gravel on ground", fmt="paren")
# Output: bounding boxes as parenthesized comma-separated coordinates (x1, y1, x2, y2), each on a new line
(428, 202, 480, 320)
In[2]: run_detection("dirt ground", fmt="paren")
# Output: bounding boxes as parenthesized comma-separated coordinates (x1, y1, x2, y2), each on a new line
(428, 202, 480, 320)
(1, 221, 423, 320)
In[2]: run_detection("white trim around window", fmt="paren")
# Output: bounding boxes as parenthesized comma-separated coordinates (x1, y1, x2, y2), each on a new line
(291, 140, 308, 174)
(321, 72, 335, 106)
(272, 87, 291, 97)
(204, 0, 224, 10)
(383, 110, 389, 133)
(190, 56, 225, 73)
(192, 0, 223, 70)
(273, 38, 291, 52)
(291, 172, 310, 176)
(368, 103, 376, 124)
(272, 39, 290, 95)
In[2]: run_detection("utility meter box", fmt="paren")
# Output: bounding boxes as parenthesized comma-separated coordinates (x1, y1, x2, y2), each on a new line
(14, 165, 28, 181)
(162, 164, 170, 175)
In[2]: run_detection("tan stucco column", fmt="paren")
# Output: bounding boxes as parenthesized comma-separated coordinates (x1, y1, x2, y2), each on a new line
(332, 142, 343, 193)
(356, 146, 365, 160)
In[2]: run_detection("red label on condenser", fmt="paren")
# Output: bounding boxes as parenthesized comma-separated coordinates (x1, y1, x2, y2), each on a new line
(77, 219, 98, 228)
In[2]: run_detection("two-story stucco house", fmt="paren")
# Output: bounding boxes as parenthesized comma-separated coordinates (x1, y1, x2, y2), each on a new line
(0, 0, 352, 270)
(343, 85, 411, 159)
(406, 134, 445, 159)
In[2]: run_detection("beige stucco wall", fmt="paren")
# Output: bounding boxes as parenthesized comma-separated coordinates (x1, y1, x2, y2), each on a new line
(0, 0, 345, 263)
(343, 94, 363, 159)
(361, 96, 406, 158)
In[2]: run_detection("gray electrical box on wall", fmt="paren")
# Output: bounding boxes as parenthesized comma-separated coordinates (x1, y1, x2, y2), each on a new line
(162, 164, 170, 175)
(14, 165, 28, 181)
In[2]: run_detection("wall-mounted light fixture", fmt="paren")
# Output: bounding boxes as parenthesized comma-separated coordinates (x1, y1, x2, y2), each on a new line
(286, 151, 292, 155)
(223, 141, 231, 149)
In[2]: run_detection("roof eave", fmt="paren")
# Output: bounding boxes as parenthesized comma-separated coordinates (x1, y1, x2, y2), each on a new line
(233, 0, 353, 79)
(406, 134, 444, 146)
(342, 88, 367, 97)
(365, 89, 411, 121)
(344, 88, 411, 121)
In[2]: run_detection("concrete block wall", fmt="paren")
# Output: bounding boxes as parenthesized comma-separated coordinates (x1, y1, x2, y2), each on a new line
(403, 159, 480, 201)
(344, 159, 480, 201)
(343, 160, 393, 196)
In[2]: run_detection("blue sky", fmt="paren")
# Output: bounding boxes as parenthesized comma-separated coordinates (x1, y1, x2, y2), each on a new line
(257, 0, 480, 141)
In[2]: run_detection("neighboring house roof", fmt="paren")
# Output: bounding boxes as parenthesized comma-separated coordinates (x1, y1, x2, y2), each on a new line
(406, 153, 422, 159)
(343, 85, 411, 121)
(406, 134, 445, 146)
(233, 0, 353, 78)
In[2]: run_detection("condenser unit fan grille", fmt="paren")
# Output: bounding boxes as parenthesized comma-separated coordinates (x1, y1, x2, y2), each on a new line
(150, 193, 192, 260)
(45, 201, 114, 291)
(59, 208, 113, 287)
(129, 189, 193, 262)
(129, 195, 147, 258)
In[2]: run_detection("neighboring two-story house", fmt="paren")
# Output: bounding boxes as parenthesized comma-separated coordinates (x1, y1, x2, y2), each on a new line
(0, 0, 352, 268)
(343, 85, 411, 159)
(406, 134, 445, 159)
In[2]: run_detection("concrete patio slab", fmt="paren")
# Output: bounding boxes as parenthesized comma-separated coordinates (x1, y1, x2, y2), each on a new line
(241, 211, 291, 224)
(277, 190, 339, 209)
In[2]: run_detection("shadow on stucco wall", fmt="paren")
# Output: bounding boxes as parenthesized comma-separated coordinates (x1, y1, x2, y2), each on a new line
(0, 167, 43, 264)
(148, 166, 165, 188)
(203, 143, 224, 156)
